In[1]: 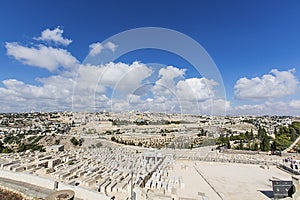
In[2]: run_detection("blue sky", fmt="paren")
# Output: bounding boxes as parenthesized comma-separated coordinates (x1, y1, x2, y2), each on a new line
(0, 0, 300, 115)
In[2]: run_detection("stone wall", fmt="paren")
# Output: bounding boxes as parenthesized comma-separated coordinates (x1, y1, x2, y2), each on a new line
(0, 170, 110, 200)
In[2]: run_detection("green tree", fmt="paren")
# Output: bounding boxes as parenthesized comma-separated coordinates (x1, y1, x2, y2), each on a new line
(70, 137, 79, 146)
(245, 131, 250, 140)
(0, 142, 4, 152)
(290, 127, 297, 141)
(274, 127, 278, 136)
(78, 138, 84, 146)
(95, 142, 102, 148)
(273, 134, 292, 151)
(260, 136, 270, 152)
(249, 129, 254, 140)
(17, 143, 26, 152)
(2, 147, 13, 153)
(251, 142, 259, 151)
(238, 140, 243, 150)
(225, 138, 231, 149)
(270, 141, 277, 152)
(239, 132, 246, 141)
(201, 128, 205, 136)
(258, 126, 267, 140)
(216, 136, 230, 149)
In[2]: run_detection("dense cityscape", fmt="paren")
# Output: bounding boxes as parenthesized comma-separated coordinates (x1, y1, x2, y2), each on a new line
(0, 112, 300, 199)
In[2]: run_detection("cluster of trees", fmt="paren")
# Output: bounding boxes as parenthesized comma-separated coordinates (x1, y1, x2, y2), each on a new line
(105, 129, 123, 135)
(216, 122, 300, 152)
(160, 128, 178, 134)
(16, 143, 45, 152)
(0, 142, 13, 153)
(70, 137, 84, 146)
(217, 127, 272, 152)
(111, 136, 136, 146)
(110, 118, 184, 126)
(0, 134, 46, 153)
(217, 129, 258, 150)
(16, 134, 46, 152)
(54, 139, 60, 145)
(197, 128, 207, 137)
(273, 122, 300, 152)
(89, 142, 103, 149)
(27, 135, 45, 143)
(3, 133, 25, 145)
(134, 120, 149, 125)
(110, 119, 130, 126)
(257, 126, 271, 152)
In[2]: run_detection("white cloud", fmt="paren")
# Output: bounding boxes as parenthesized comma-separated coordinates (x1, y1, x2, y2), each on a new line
(156, 66, 186, 88)
(104, 42, 117, 52)
(6, 42, 79, 71)
(4, 28, 300, 116)
(145, 66, 226, 114)
(88, 41, 118, 56)
(74, 64, 105, 95)
(102, 61, 152, 93)
(34, 27, 72, 46)
(72, 61, 153, 111)
(0, 77, 74, 112)
(289, 100, 300, 110)
(231, 100, 300, 116)
(4, 29, 226, 114)
(4, 78, 72, 100)
(234, 69, 299, 100)
(188, 99, 230, 115)
(89, 42, 104, 56)
(152, 66, 186, 98)
(0, 60, 154, 112)
(176, 78, 218, 101)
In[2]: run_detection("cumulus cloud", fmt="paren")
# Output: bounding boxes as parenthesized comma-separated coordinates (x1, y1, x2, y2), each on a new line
(34, 27, 72, 46)
(124, 65, 228, 114)
(231, 100, 300, 116)
(149, 66, 226, 113)
(89, 42, 104, 56)
(104, 42, 118, 52)
(0, 59, 155, 112)
(5, 42, 79, 71)
(89, 41, 118, 56)
(0, 77, 74, 112)
(2, 28, 229, 114)
(97, 61, 152, 94)
(152, 66, 186, 98)
(72, 61, 153, 111)
(289, 100, 300, 110)
(234, 69, 299, 100)
(156, 66, 186, 88)
(176, 78, 218, 101)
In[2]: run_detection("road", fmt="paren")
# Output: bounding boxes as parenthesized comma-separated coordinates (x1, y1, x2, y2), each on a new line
(284, 135, 300, 153)
(0, 177, 82, 200)
(0, 177, 54, 199)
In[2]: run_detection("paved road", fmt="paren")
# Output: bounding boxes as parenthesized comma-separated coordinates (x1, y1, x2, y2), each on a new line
(0, 177, 84, 200)
(0, 177, 54, 199)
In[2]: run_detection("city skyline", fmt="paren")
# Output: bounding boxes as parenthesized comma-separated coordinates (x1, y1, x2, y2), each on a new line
(0, 0, 300, 115)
